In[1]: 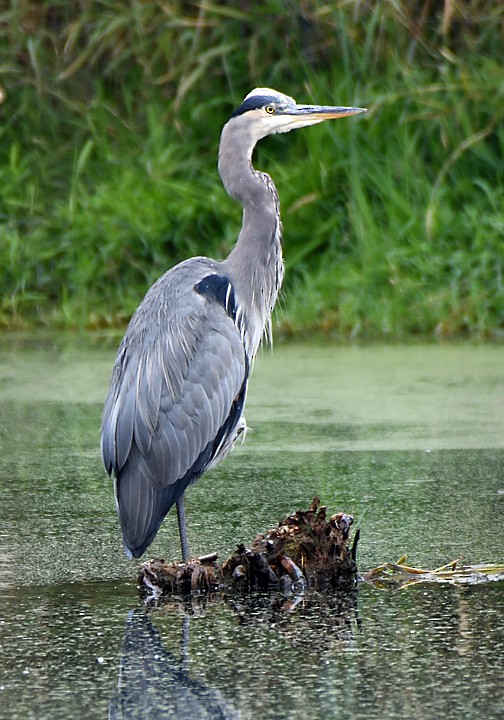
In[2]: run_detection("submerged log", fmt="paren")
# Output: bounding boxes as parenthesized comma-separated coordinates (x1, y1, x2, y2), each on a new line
(138, 497, 359, 598)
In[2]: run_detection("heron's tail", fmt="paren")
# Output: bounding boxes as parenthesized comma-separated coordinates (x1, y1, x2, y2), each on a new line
(115, 449, 184, 559)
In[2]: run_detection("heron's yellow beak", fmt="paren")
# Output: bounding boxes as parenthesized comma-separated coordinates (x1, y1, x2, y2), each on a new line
(289, 105, 367, 120)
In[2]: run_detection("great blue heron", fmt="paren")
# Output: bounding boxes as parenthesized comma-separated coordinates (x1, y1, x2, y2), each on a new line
(101, 88, 366, 561)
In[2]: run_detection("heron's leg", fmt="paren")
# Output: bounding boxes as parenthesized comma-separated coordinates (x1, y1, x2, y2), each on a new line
(176, 494, 190, 562)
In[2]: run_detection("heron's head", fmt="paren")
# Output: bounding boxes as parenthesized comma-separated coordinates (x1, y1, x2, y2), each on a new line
(226, 87, 366, 144)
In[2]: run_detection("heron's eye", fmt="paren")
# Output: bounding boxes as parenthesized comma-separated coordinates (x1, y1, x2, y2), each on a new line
(265, 105, 276, 114)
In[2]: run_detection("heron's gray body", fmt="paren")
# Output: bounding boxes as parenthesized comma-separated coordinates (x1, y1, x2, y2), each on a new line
(102, 257, 254, 557)
(101, 88, 365, 559)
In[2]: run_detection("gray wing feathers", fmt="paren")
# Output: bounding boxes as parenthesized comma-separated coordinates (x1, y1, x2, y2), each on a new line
(101, 349, 136, 474)
(101, 261, 247, 555)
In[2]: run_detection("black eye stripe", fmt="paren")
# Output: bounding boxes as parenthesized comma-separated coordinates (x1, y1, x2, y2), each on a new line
(229, 95, 280, 119)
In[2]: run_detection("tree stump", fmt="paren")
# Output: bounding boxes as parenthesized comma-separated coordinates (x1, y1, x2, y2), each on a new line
(138, 498, 358, 597)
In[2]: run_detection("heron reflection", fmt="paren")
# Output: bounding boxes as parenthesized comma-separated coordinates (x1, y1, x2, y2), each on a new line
(109, 608, 241, 720)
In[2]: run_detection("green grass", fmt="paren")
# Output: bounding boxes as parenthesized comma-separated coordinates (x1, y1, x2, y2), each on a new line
(1, 1, 503, 338)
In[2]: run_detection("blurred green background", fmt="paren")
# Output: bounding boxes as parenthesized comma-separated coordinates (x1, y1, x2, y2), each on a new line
(1, 0, 503, 338)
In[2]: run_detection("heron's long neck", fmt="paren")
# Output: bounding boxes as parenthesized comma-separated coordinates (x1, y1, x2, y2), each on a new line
(218, 123, 284, 356)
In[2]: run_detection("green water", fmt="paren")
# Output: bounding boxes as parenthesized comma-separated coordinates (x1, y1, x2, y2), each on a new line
(0, 335, 503, 719)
